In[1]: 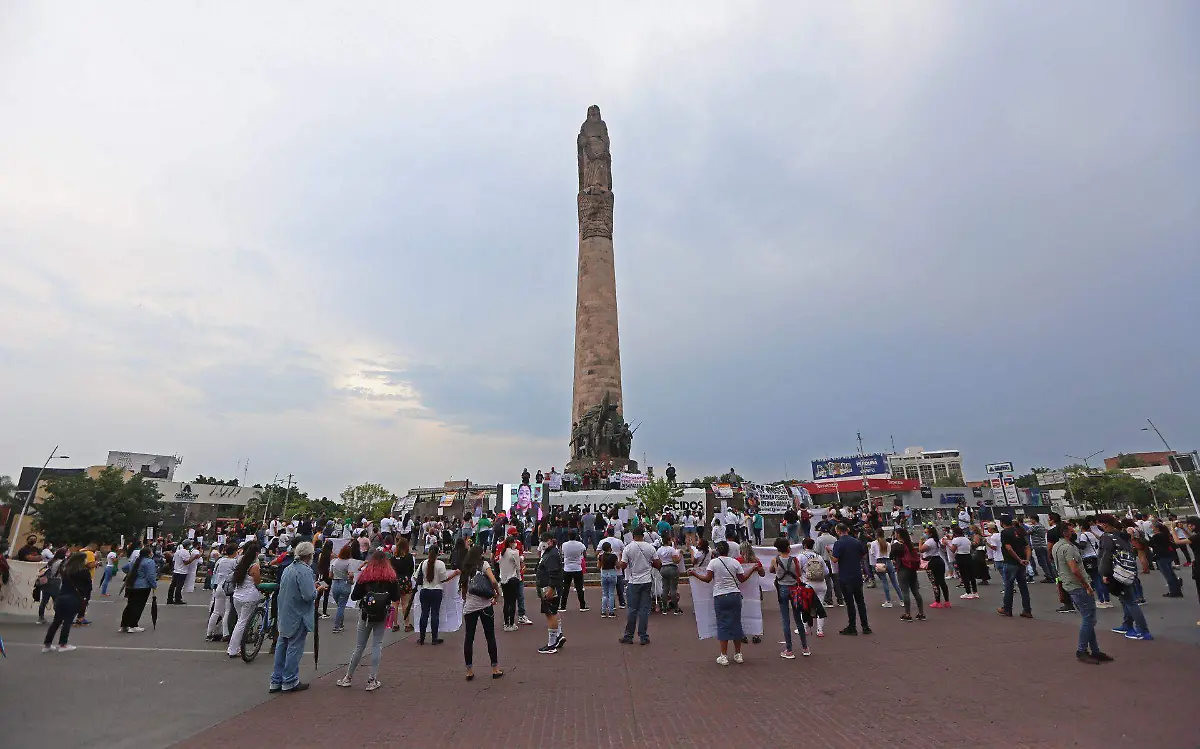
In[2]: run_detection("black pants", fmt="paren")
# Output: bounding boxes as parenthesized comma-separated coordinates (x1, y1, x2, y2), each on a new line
(927, 557, 949, 602)
(839, 582, 868, 631)
(318, 584, 330, 615)
(463, 608, 498, 668)
(823, 570, 844, 606)
(559, 570, 586, 609)
(501, 579, 520, 627)
(1181, 545, 1193, 564)
(120, 588, 152, 628)
(168, 573, 188, 603)
(45, 593, 81, 646)
(956, 554, 977, 594)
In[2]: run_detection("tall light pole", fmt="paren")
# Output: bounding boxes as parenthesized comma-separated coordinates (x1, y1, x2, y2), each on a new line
(1142, 419, 1199, 518)
(1063, 450, 1103, 516)
(8, 446, 71, 552)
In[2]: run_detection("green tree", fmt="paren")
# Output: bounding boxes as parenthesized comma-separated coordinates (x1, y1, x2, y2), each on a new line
(934, 472, 965, 488)
(1071, 471, 1154, 514)
(634, 478, 685, 521)
(244, 482, 311, 521)
(689, 475, 721, 489)
(0, 474, 15, 510)
(192, 475, 239, 486)
(340, 483, 393, 521)
(35, 466, 162, 546)
(1115, 453, 1147, 469)
(1150, 473, 1188, 503)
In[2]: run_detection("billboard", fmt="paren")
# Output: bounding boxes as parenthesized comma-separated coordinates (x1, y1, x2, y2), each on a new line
(502, 483, 545, 520)
(107, 451, 181, 481)
(811, 454, 889, 481)
(144, 479, 259, 506)
(744, 483, 793, 515)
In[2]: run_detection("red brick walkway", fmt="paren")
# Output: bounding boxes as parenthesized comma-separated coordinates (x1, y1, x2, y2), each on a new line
(174, 587, 1196, 748)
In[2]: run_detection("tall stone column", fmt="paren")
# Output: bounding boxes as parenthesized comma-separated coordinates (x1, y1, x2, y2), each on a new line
(568, 106, 632, 471)
(572, 190, 622, 425)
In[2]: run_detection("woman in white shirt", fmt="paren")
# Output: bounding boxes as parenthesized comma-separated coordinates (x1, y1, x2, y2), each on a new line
(922, 527, 950, 608)
(226, 542, 263, 658)
(684, 540, 760, 665)
(948, 527, 978, 599)
(656, 538, 683, 615)
(498, 536, 524, 631)
(205, 543, 239, 642)
(414, 544, 460, 645)
(795, 538, 828, 637)
(869, 531, 901, 608)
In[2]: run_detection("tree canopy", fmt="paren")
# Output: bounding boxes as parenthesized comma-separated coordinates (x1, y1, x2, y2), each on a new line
(191, 475, 239, 486)
(339, 483, 394, 521)
(35, 466, 162, 546)
(1115, 453, 1147, 469)
(634, 478, 685, 521)
(1068, 471, 1154, 514)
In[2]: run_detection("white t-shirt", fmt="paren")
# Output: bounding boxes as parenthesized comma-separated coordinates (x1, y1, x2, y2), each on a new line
(212, 556, 238, 588)
(233, 567, 261, 602)
(499, 547, 523, 583)
(561, 540, 587, 573)
(683, 515, 697, 530)
(657, 545, 681, 567)
(987, 532, 1003, 562)
(958, 511, 971, 526)
(599, 537, 624, 557)
(869, 540, 890, 565)
(948, 537, 972, 555)
(416, 559, 451, 587)
(380, 517, 396, 534)
(173, 548, 198, 574)
(921, 538, 941, 560)
(621, 541, 658, 585)
(707, 556, 743, 596)
(105, 551, 118, 568)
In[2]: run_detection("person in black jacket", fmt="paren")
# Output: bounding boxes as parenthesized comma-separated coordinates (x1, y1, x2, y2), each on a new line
(43, 551, 91, 652)
(1095, 515, 1153, 641)
(336, 550, 400, 691)
(536, 533, 565, 654)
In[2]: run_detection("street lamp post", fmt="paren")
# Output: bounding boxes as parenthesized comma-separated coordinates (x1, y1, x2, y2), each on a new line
(1063, 450, 1103, 515)
(1142, 419, 1200, 518)
(8, 446, 70, 552)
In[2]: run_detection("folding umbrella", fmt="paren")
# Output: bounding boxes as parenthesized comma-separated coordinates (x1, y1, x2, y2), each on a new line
(312, 597, 320, 671)
(151, 593, 159, 630)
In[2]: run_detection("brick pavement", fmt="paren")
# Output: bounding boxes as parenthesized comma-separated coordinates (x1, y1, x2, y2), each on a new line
(173, 581, 1198, 749)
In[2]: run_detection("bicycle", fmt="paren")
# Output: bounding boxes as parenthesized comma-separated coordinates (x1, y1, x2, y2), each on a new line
(240, 582, 279, 663)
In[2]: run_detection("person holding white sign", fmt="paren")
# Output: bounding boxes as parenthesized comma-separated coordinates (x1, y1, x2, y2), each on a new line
(685, 540, 761, 665)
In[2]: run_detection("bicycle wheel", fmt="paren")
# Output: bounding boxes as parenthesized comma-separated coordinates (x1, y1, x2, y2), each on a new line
(240, 607, 266, 662)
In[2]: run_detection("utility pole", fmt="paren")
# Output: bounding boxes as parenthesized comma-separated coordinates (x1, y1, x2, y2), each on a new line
(857, 431, 864, 455)
(280, 474, 294, 519)
(1143, 419, 1199, 517)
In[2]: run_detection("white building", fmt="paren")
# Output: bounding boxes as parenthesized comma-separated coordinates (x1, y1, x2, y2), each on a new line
(888, 447, 964, 485)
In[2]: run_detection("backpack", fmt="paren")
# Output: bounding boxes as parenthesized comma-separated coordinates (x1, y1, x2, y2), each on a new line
(360, 584, 393, 622)
(1111, 548, 1139, 586)
(804, 554, 826, 582)
(899, 544, 922, 571)
(801, 509, 811, 522)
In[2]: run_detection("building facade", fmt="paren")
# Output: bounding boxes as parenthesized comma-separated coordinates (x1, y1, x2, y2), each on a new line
(887, 447, 965, 484)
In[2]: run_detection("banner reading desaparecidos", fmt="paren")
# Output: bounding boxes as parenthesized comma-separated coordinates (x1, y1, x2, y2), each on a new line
(546, 488, 707, 517)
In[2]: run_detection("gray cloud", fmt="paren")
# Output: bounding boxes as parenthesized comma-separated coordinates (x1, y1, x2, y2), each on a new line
(0, 2, 1196, 495)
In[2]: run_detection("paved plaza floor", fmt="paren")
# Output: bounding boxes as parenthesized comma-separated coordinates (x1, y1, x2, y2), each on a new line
(2, 569, 1197, 748)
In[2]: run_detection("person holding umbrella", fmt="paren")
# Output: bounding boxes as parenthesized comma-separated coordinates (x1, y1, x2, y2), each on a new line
(270, 541, 324, 693)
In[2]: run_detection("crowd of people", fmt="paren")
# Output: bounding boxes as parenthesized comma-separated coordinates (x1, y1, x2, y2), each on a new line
(7, 498, 1198, 683)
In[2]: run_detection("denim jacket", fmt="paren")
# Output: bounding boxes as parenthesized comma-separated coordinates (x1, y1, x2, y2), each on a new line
(121, 555, 159, 590)
(277, 559, 317, 639)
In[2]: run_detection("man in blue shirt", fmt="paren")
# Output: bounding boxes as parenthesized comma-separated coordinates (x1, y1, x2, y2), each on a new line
(831, 523, 872, 636)
(270, 541, 323, 693)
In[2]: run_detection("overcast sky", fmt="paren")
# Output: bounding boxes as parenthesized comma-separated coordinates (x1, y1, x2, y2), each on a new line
(2, 3, 1197, 498)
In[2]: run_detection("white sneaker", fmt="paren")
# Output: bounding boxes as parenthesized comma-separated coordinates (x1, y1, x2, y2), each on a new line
(118, 627, 129, 633)
(732, 653, 744, 664)
(129, 627, 145, 633)
(365, 679, 382, 691)
(56, 644, 77, 652)
(42, 645, 56, 653)
(882, 602, 893, 608)
(336, 677, 353, 688)
(960, 593, 972, 599)
(716, 654, 730, 666)
(518, 616, 534, 625)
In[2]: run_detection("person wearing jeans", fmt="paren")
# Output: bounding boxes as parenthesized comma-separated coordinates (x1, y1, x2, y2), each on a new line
(270, 542, 320, 693)
(1096, 515, 1153, 640)
(43, 553, 90, 652)
(1053, 525, 1112, 663)
(770, 539, 810, 657)
(618, 528, 658, 645)
(996, 516, 1032, 617)
(99, 550, 117, 596)
(870, 534, 901, 606)
(338, 550, 401, 690)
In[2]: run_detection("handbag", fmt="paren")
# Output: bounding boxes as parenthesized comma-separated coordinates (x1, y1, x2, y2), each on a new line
(874, 562, 887, 573)
(467, 569, 495, 599)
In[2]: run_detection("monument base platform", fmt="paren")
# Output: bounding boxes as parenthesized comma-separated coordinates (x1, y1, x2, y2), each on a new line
(565, 458, 639, 475)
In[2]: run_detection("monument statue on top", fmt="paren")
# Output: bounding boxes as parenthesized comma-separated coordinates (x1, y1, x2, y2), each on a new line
(567, 105, 635, 474)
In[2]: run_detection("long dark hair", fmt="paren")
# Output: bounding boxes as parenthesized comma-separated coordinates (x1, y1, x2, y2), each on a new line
(459, 545, 486, 596)
(232, 541, 260, 587)
(425, 544, 440, 582)
(896, 527, 915, 551)
(124, 545, 151, 590)
(63, 551, 87, 579)
(317, 540, 334, 578)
